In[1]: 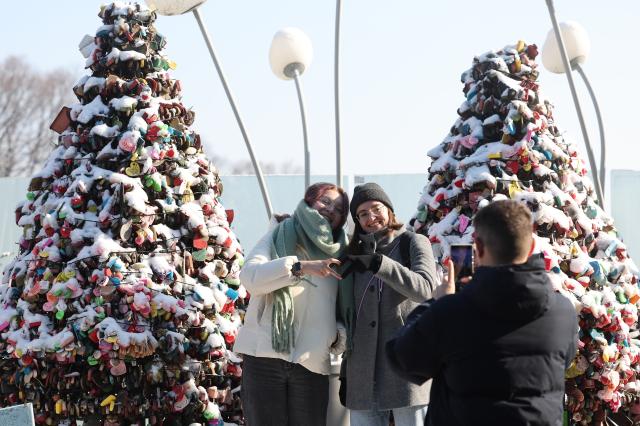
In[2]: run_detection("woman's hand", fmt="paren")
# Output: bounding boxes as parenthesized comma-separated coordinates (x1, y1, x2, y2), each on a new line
(300, 259, 343, 280)
(330, 325, 347, 355)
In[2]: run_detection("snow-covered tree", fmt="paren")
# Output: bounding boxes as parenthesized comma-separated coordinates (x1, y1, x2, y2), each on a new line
(0, 3, 246, 425)
(412, 40, 640, 425)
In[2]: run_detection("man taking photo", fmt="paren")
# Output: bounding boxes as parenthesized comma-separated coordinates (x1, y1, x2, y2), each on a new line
(386, 200, 578, 426)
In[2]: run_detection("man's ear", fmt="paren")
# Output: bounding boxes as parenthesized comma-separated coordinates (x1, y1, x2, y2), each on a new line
(474, 238, 484, 259)
(527, 238, 535, 258)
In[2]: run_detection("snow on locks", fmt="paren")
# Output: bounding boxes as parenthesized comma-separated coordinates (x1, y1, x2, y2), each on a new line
(412, 40, 640, 424)
(0, 3, 247, 425)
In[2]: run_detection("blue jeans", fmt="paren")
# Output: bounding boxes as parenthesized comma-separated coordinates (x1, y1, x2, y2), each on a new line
(241, 355, 329, 426)
(350, 404, 428, 426)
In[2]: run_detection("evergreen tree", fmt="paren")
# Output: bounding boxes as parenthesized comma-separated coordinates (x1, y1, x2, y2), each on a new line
(0, 3, 246, 425)
(412, 40, 640, 425)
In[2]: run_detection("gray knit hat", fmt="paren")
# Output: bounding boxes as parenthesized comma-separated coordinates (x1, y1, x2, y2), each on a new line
(350, 182, 394, 221)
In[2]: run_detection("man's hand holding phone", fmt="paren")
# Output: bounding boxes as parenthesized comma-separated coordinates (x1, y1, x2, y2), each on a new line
(434, 245, 474, 300)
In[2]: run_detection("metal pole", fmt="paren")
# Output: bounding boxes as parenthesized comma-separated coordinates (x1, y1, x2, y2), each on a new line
(334, 0, 343, 187)
(574, 62, 606, 201)
(192, 8, 273, 219)
(293, 69, 311, 190)
(544, 0, 603, 206)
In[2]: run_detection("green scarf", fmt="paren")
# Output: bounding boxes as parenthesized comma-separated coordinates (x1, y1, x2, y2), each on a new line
(270, 200, 348, 353)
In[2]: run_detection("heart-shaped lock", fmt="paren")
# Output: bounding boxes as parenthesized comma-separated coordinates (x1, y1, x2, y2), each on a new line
(125, 162, 141, 176)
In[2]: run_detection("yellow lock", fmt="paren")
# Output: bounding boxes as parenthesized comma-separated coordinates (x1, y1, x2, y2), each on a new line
(570, 242, 581, 257)
(508, 181, 521, 198)
(101, 394, 116, 412)
(488, 152, 502, 160)
(106, 335, 118, 344)
(182, 187, 194, 203)
(516, 40, 526, 52)
(513, 57, 522, 73)
(168, 60, 177, 70)
(55, 399, 63, 415)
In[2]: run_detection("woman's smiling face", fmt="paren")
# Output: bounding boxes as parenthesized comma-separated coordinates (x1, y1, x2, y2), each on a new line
(311, 188, 346, 230)
(356, 200, 389, 233)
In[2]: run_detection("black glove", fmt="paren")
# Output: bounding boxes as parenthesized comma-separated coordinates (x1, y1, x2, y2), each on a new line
(347, 254, 383, 274)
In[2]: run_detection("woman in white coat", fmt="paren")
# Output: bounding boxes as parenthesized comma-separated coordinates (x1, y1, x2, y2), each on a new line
(235, 182, 349, 426)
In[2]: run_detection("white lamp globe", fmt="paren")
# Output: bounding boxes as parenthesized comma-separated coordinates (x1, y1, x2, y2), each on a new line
(542, 21, 591, 74)
(269, 28, 313, 80)
(144, 0, 207, 16)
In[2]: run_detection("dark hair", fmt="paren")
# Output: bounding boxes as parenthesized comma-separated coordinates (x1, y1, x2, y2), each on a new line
(473, 200, 533, 264)
(303, 182, 349, 228)
(347, 207, 403, 255)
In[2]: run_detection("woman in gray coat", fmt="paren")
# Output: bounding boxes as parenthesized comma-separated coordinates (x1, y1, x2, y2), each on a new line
(339, 183, 438, 426)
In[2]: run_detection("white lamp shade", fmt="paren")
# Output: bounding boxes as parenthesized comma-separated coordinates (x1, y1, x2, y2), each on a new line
(269, 28, 313, 80)
(542, 21, 591, 74)
(144, 0, 207, 16)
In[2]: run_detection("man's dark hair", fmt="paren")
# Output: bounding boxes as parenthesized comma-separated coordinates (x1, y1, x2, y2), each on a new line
(473, 200, 533, 264)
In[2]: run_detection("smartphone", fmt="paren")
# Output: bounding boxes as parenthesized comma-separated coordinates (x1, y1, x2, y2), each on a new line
(450, 244, 474, 283)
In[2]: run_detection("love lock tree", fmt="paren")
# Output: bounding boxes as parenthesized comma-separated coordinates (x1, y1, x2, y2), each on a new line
(411, 41, 640, 425)
(0, 3, 247, 425)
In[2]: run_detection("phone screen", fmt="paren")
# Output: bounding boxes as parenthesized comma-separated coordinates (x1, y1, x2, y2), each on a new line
(450, 244, 474, 282)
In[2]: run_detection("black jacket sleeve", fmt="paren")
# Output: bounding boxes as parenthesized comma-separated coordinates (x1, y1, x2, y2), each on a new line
(565, 303, 579, 369)
(386, 299, 442, 385)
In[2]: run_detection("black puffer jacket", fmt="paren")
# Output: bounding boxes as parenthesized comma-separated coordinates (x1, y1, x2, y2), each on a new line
(386, 255, 577, 426)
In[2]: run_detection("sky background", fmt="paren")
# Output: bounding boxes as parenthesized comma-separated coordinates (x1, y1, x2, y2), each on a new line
(1, 1, 638, 188)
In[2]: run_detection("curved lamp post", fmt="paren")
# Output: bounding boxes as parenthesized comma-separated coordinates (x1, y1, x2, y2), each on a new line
(334, 0, 343, 187)
(269, 28, 313, 190)
(541, 4, 605, 205)
(542, 20, 606, 202)
(145, 0, 274, 219)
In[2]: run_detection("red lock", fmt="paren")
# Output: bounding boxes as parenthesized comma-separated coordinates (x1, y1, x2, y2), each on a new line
(60, 222, 71, 238)
(88, 328, 99, 343)
(193, 237, 208, 250)
(226, 209, 235, 224)
(223, 332, 235, 345)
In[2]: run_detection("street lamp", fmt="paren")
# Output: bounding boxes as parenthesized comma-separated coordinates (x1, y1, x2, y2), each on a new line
(541, 4, 605, 205)
(334, 0, 343, 188)
(145, 0, 274, 219)
(269, 27, 313, 190)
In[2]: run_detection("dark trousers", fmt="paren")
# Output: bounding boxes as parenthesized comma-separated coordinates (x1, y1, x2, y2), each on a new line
(242, 355, 329, 426)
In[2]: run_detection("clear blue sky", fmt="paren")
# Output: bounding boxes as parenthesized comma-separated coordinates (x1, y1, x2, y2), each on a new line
(2, 1, 638, 185)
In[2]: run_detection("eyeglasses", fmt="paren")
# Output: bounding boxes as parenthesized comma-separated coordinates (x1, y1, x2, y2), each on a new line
(356, 204, 386, 222)
(316, 196, 345, 216)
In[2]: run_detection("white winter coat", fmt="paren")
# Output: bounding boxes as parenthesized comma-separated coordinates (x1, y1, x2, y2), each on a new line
(235, 225, 341, 375)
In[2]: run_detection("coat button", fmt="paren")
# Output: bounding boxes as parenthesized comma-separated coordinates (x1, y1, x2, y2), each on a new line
(369, 321, 376, 327)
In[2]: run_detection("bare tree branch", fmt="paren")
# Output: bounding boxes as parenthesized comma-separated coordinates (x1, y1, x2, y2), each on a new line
(0, 56, 76, 177)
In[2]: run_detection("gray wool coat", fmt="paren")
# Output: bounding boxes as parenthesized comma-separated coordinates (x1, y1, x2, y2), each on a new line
(345, 228, 438, 410)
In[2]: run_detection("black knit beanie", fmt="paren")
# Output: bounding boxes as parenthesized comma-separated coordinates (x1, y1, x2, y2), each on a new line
(350, 182, 394, 221)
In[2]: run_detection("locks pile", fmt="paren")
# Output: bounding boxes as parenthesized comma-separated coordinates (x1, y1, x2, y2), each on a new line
(411, 41, 640, 424)
(0, 2, 247, 425)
